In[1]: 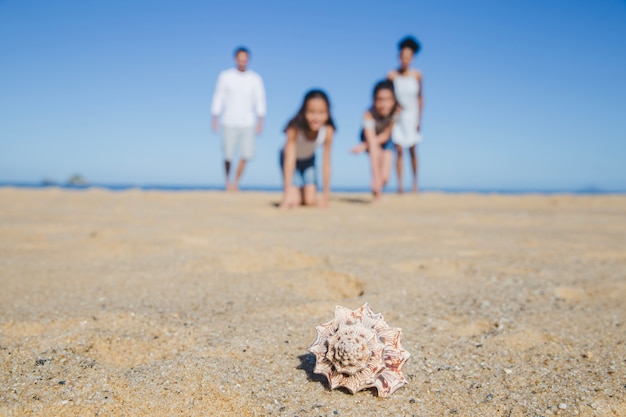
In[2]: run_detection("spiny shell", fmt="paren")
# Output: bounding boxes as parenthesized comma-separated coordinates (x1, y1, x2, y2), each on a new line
(308, 303, 410, 397)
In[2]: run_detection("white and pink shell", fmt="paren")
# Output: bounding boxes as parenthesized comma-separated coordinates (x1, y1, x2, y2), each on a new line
(308, 303, 410, 397)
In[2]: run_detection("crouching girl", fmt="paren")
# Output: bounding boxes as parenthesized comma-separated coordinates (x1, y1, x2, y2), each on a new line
(280, 90, 336, 208)
(351, 80, 399, 200)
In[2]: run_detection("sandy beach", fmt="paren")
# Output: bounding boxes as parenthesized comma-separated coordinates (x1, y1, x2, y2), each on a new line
(0, 188, 625, 416)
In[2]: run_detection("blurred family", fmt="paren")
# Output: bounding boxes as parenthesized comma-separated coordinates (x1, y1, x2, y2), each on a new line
(210, 36, 423, 207)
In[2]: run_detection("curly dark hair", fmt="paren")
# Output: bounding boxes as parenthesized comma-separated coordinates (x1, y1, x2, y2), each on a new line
(284, 89, 336, 133)
(398, 36, 420, 54)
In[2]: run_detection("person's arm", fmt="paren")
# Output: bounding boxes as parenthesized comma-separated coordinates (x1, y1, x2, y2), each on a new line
(319, 126, 334, 207)
(416, 71, 423, 131)
(361, 112, 382, 195)
(255, 76, 266, 135)
(211, 73, 225, 132)
(375, 123, 394, 145)
(352, 111, 397, 154)
(280, 127, 298, 208)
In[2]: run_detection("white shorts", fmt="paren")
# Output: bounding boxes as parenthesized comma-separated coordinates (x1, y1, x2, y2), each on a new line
(222, 126, 255, 161)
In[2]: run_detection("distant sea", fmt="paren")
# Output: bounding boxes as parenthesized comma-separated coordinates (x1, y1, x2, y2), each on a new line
(0, 182, 624, 195)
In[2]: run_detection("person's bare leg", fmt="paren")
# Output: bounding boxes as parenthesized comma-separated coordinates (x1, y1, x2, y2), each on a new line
(381, 150, 393, 189)
(368, 150, 381, 201)
(396, 145, 404, 194)
(409, 145, 418, 193)
(232, 159, 247, 191)
(302, 184, 317, 206)
(224, 160, 232, 191)
(288, 185, 303, 207)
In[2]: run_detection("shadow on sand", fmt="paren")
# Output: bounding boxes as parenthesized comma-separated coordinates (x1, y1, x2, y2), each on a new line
(268, 195, 373, 208)
(332, 196, 372, 204)
(297, 353, 330, 390)
(269, 195, 373, 208)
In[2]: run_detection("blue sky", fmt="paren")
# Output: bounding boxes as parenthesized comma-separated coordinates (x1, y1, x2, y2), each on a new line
(1, 0, 625, 191)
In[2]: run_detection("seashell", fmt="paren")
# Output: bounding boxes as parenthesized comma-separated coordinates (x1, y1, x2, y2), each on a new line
(308, 303, 410, 397)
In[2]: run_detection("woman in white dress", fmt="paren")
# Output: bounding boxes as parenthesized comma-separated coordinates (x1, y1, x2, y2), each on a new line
(387, 36, 423, 193)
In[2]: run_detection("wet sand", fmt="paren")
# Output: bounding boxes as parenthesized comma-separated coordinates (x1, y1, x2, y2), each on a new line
(1, 188, 625, 416)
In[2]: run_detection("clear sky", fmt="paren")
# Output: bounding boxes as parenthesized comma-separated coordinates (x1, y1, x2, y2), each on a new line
(1, 0, 625, 191)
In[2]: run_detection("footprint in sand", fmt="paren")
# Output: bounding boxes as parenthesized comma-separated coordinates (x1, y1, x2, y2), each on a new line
(284, 270, 364, 301)
(392, 258, 466, 278)
(219, 248, 322, 274)
(554, 286, 586, 302)
(498, 329, 552, 351)
(447, 317, 497, 338)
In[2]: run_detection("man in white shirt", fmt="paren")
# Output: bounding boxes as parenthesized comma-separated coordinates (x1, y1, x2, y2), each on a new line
(211, 47, 266, 191)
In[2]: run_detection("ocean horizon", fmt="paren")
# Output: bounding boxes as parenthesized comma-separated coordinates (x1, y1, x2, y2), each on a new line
(1, 181, 624, 195)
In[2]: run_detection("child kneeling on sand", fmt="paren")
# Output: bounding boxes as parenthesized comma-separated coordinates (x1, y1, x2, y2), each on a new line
(279, 89, 336, 209)
(352, 80, 400, 200)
